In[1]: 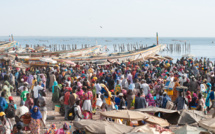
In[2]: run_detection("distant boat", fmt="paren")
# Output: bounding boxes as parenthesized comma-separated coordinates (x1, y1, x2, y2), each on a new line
(212, 41, 214, 44)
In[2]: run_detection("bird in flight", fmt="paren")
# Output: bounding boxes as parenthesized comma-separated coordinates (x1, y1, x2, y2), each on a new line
(100, 26, 102, 28)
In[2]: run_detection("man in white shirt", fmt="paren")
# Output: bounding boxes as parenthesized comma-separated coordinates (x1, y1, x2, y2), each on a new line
(16, 101, 29, 118)
(121, 75, 128, 89)
(95, 81, 101, 97)
(140, 79, 150, 96)
(179, 76, 187, 86)
(33, 82, 43, 105)
(200, 80, 207, 93)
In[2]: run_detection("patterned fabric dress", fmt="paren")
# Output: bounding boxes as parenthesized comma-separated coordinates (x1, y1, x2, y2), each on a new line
(92, 86, 97, 112)
(82, 91, 93, 119)
(0, 118, 12, 134)
(29, 118, 40, 134)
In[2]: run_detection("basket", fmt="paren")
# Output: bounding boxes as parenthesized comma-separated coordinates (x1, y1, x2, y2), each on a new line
(21, 114, 31, 124)
(55, 105, 61, 112)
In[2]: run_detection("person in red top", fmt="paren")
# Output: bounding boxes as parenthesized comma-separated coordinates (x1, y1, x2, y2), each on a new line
(98, 69, 104, 77)
(64, 88, 72, 120)
(187, 91, 192, 108)
(75, 63, 80, 70)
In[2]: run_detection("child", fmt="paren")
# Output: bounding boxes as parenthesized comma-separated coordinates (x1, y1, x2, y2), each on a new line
(74, 99, 82, 121)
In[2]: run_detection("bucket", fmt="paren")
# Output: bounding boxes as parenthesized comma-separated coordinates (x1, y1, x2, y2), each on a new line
(55, 105, 60, 112)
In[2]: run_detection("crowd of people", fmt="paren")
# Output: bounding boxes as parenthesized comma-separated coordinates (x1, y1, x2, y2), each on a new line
(0, 56, 215, 133)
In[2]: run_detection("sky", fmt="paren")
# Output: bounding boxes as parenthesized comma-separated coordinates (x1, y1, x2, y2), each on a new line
(0, 0, 215, 37)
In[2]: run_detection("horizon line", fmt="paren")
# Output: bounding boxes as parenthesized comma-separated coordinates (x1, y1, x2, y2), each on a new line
(0, 35, 215, 38)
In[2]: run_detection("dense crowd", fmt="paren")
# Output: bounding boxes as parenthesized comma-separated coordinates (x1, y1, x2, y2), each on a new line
(0, 56, 215, 134)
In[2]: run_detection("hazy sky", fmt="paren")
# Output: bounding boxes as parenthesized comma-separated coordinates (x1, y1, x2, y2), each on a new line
(0, 0, 214, 37)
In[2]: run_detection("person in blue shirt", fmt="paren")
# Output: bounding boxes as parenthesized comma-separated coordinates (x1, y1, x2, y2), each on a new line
(0, 91, 7, 112)
(209, 88, 215, 118)
(5, 96, 17, 110)
(114, 92, 121, 106)
(162, 92, 171, 108)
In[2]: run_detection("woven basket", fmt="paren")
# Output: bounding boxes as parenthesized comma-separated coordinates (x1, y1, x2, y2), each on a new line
(21, 114, 31, 124)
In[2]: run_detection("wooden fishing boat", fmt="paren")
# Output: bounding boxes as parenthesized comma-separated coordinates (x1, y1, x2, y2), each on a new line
(1, 45, 101, 57)
(63, 44, 166, 64)
(0, 41, 17, 52)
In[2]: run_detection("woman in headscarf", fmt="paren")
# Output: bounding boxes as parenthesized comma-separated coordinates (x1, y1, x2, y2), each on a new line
(205, 83, 212, 112)
(189, 93, 198, 108)
(39, 74, 46, 83)
(76, 86, 84, 108)
(29, 106, 46, 134)
(52, 81, 60, 110)
(146, 93, 156, 107)
(0, 112, 12, 134)
(55, 123, 71, 134)
(2, 81, 11, 103)
(27, 73, 34, 87)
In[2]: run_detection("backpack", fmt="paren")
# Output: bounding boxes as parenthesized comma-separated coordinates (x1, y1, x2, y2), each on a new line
(68, 105, 77, 120)
(5, 104, 15, 118)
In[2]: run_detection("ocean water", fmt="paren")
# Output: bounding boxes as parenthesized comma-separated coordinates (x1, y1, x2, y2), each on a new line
(0, 36, 215, 61)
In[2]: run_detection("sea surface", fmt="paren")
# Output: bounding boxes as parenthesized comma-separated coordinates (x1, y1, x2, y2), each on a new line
(0, 36, 215, 61)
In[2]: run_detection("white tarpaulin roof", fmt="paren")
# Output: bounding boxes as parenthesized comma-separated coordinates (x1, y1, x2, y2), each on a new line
(199, 118, 215, 133)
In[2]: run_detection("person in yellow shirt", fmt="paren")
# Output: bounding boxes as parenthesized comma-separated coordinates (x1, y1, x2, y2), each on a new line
(31, 75, 37, 90)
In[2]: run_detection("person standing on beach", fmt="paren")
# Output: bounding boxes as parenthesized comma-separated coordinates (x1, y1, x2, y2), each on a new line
(32, 82, 43, 105)
(64, 88, 72, 120)
(37, 90, 47, 124)
(2, 81, 11, 103)
(0, 92, 7, 112)
(49, 71, 56, 91)
(127, 80, 135, 109)
(135, 92, 147, 109)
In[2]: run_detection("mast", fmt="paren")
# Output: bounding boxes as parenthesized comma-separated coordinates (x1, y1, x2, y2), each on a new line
(156, 32, 159, 45)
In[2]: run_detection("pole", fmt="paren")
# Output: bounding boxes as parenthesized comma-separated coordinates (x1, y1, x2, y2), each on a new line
(156, 32, 159, 45)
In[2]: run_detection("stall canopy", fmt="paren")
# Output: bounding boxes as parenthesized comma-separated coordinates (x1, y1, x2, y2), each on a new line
(135, 107, 180, 124)
(100, 110, 170, 127)
(199, 118, 215, 133)
(74, 120, 172, 134)
(74, 120, 134, 134)
(177, 110, 206, 125)
(174, 125, 208, 134)
(135, 106, 178, 114)
(135, 107, 207, 125)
